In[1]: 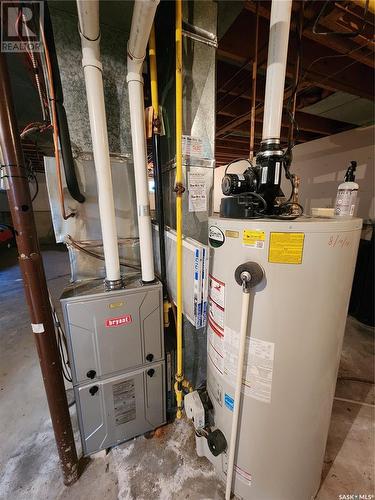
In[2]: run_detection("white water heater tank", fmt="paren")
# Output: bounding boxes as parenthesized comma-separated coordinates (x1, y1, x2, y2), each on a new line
(205, 216, 361, 500)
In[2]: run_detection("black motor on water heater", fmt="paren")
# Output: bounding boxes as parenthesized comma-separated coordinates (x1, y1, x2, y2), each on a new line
(219, 139, 299, 219)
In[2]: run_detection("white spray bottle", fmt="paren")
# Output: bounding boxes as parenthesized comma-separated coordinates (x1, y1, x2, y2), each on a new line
(334, 161, 359, 217)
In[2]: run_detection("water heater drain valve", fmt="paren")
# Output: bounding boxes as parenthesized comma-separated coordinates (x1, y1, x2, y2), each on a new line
(185, 390, 228, 457)
(185, 391, 205, 430)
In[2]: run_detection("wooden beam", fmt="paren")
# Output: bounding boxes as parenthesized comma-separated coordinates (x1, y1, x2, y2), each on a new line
(219, 4, 374, 100)
(245, 1, 375, 68)
(216, 94, 354, 135)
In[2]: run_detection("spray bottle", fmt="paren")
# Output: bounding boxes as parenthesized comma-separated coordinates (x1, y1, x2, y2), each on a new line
(334, 161, 359, 216)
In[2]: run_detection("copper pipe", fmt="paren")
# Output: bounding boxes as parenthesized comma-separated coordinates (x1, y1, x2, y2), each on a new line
(288, 2, 304, 146)
(0, 51, 80, 486)
(40, 20, 74, 220)
(249, 1, 259, 161)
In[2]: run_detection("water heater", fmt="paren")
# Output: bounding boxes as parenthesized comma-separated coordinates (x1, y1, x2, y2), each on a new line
(187, 216, 361, 500)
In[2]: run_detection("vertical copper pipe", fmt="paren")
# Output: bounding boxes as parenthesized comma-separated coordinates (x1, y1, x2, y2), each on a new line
(249, 1, 259, 161)
(288, 3, 304, 146)
(0, 52, 79, 486)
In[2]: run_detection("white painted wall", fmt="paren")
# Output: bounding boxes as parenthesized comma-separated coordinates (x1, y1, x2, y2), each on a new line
(214, 126, 374, 219)
(285, 125, 374, 220)
(213, 160, 250, 212)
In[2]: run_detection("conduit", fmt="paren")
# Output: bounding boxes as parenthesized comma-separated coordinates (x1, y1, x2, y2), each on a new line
(76, 0, 121, 288)
(127, 0, 159, 283)
(174, 0, 185, 419)
(261, 0, 292, 141)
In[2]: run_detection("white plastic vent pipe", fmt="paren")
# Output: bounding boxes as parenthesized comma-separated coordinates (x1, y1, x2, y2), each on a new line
(127, 0, 159, 283)
(77, 0, 121, 288)
(261, 0, 292, 141)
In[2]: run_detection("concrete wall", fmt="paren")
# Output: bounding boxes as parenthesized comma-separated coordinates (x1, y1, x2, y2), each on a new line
(213, 126, 374, 219)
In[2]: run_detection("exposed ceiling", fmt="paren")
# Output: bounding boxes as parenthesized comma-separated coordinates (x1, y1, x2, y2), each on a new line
(215, 0, 375, 165)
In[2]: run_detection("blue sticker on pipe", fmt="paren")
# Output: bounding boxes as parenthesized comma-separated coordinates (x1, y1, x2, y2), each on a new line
(224, 393, 234, 412)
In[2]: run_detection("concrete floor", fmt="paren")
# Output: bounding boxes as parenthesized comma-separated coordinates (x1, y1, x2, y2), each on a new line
(0, 246, 374, 500)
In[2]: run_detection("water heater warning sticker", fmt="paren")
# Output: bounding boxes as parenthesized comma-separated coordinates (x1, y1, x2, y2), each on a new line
(269, 232, 305, 264)
(243, 230, 265, 249)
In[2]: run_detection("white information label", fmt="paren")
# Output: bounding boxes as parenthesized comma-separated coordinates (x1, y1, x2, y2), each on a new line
(208, 275, 225, 309)
(208, 299, 224, 330)
(223, 327, 275, 403)
(207, 323, 224, 374)
(182, 135, 204, 158)
(188, 172, 207, 212)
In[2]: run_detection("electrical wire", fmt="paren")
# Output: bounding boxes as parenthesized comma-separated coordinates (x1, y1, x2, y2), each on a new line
(49, 295, 72, 383)
(15, 7, 49, 121)
(39, 18, 74, 221)
(313, 0, 370, 37)
(224, 157, 253, 175)
(66, 235, 141, 272)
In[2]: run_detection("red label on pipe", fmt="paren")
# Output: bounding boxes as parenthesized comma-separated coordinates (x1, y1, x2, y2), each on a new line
(105, 314, 132, 327)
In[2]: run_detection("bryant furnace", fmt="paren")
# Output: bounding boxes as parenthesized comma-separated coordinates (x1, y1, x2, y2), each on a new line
(61, 276, 166, 455)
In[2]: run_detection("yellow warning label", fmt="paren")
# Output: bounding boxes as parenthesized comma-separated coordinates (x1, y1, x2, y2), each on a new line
(243, 230, 266, 249)
(269, 232, 305, 264)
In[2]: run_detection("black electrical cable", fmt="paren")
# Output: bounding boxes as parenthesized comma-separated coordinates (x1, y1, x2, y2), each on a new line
(224, 158, 253, 175)
(43, 2, 85, 204)
(151, 132, 167, 293)
(30, 173, 39, 202)
(313, 0, 370, 37)
(50, 300, 72, 383)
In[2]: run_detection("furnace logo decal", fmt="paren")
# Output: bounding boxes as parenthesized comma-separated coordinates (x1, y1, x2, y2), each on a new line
(105, 314, 132, 327)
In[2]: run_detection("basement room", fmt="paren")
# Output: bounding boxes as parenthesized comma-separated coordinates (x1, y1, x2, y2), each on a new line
(0, 1, 374, 499)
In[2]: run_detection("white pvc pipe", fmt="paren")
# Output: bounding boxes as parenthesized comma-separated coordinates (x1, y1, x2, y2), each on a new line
(77, 0, 121, 284)
(225, 290, 251, 500)
(261, 0, 292, 141)
(127, 0, 159, 282)
(128, 0, 159, 61)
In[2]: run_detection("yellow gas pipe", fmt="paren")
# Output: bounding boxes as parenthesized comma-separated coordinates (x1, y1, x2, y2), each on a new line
(149, 24, 172, 329)
(149, 14, 190, 417)
(149, 25, 159, 130)
(174, 0, 185, 419)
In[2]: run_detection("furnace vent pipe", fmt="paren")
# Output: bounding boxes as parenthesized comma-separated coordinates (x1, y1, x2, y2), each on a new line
(261, 0, 292, 141)
(77, 0, 122, 289)
(127, 0, 159, 283)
